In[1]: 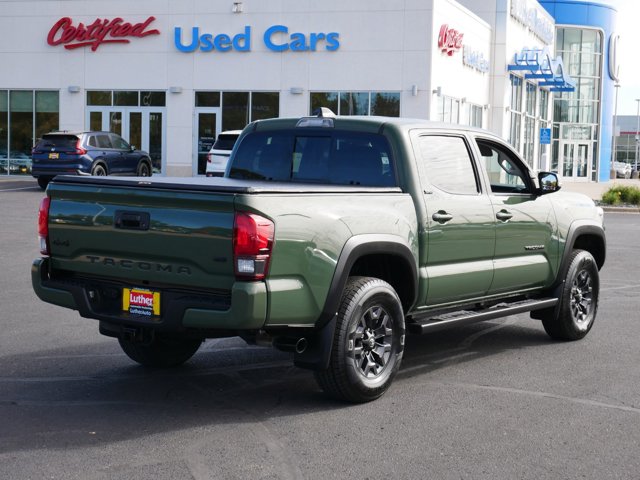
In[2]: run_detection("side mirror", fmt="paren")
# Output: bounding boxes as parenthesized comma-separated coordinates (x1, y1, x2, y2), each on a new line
(537, 171, 560, 194)
(130, 145, 136, 152)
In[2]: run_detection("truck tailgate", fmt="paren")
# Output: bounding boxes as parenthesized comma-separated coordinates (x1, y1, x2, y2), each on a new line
(46, 178, 237, 292)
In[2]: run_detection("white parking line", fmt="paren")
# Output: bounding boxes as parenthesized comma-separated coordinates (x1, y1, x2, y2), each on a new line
(0, 186, 40, 192)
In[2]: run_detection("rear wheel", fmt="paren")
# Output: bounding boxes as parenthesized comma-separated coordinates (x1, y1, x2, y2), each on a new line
(315, 277, 405, 403)
(37, 176, 51, 190)
(542, 249, 599, 340)
(118, 335, 203, 368)
(91, 163, 107, 176)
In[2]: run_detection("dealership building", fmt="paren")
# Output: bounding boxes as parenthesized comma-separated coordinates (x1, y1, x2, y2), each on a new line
(0, 0, 618, 181)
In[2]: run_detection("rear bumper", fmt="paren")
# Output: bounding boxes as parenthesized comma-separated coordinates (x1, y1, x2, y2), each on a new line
(31, 257, 268, 332)
(31, 162, 91, 177)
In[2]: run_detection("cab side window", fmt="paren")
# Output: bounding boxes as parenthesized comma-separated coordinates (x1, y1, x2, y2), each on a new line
(418, 135, 479, 195)
(476, 140, 530, 194)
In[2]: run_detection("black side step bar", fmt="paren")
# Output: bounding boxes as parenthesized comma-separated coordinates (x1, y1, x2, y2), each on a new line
(406, 298, 558, 335)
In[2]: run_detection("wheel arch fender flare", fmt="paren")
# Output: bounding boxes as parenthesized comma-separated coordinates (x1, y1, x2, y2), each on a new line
(559, 221, 606, 277)
(90, 158, 108, 174)
(294, 234, 417, 371)
(322, 234, 417, 326)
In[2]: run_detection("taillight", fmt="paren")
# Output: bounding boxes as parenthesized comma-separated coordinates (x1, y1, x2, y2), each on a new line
(233, 212, 274, 281)
(38, 197, 51, 256)
(74, 139, 87, 155)
(207, 153, 212, 164)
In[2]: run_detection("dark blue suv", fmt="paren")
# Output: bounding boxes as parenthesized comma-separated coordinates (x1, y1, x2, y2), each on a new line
(31, 131, 152, 189)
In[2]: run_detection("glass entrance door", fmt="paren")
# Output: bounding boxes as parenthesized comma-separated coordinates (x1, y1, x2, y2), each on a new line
(560, 142, 590, 180)
(194, 108, 221, 175)
(87, 108, 165, 174)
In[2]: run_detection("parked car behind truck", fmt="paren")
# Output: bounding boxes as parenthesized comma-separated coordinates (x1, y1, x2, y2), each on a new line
(205, 130, 241, 177)
(31, 131, 153, 189)
(32, 114, 606, 403)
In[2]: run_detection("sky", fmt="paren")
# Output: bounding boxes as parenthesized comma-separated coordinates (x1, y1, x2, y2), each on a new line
(613, 0, 640, 115)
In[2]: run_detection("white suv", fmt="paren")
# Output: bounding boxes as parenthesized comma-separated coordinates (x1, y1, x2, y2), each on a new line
(205, 130, 241, 177)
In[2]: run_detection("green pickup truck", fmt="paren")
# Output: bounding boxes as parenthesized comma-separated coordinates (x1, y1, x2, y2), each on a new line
(32, 113, 606, 403)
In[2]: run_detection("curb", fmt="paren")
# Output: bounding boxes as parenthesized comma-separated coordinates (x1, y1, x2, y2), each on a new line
(601, 206, 640, 214)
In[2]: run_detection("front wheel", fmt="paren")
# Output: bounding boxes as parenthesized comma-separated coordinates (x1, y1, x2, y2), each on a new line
(315, 277, 405, 403)
(118, 334, 203, 368)
(137, 161, 151, 177)
(542, 249, 599, 340)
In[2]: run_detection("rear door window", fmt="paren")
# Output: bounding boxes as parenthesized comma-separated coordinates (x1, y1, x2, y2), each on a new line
(96, 134, 113, 149)
(417, 135, 479, 195)
(229, 131, 396, 186)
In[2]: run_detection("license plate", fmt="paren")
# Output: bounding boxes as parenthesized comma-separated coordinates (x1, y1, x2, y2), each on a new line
(49, 153, 59, 159)
(122, 288, 160, 317)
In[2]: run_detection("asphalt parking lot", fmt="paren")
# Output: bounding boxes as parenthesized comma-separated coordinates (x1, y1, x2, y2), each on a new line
(1, 177, 639, 479)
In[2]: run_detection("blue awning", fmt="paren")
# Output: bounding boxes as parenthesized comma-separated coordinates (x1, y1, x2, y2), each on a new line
(507, 47, 575, 92)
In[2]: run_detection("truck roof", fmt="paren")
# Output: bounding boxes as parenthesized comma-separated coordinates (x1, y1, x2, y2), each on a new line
(249, 115, 495, 138)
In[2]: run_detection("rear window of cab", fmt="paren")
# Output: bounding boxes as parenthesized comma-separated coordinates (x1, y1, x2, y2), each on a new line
(229, 131, 396, 186)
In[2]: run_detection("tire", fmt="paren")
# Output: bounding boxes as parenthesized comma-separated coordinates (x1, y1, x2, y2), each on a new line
(118, 334, 202, 368)
(314, 276, 405, 403)
(542, 249, 599, 340)
(37, 176, 51, 190)
(91, 163, 107, 176)
(137, 160, 151, 177)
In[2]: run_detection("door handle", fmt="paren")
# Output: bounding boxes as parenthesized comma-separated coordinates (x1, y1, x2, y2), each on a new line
(432, 211, 453, 223)
(496, 210, 513, 222)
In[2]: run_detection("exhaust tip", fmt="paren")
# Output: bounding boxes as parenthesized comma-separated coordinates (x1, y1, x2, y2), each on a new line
(295, 338, 308, 354)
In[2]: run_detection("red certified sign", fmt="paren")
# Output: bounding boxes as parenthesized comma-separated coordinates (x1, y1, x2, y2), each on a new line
(47, 16, 160, 51)
(438, 24, 464, 56)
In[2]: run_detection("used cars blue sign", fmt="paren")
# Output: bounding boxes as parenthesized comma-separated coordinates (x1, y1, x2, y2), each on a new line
(174, 25, 340, 52)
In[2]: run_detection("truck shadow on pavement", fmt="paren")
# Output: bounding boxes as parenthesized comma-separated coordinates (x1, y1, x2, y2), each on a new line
(0, 316, 556, 454)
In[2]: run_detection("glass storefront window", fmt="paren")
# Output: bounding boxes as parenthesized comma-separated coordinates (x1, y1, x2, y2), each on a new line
(251, 92, 279, 121)
(114, 91, 139, 106)
(149, 112, 163, 173)
(510, 113, 521, 151)
(553, 27, 603, 179)
(195, 92, 220, 107)
(90, 111, 102, 131)
(35, 91, 59, 140)
(109, 111, 122, 136)
(310, 92, 401, 117)
(437, 96, 460, 124)
(510, 75, 522, 112)
(371, 92, 400, 117)
(523, 117, 535, 165)
(539, 89, 550, 121)
(222, 92, 249, 131)
(468, 104, 483, 128)
(339, 92, 369, 115)
(310, 92, 339, 114)
(0, 91, 8, 161)
(87, 91, 112, 106)
(140, 91, 166, 107)
(0, 90, 59, 175)
(525, 82, 536, 116)
(9, 91, 33, 157)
